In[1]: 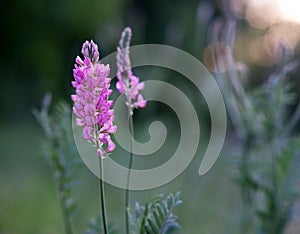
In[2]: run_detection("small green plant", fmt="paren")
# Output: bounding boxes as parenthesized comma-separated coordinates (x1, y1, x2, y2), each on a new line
(128, 192, 182, 234)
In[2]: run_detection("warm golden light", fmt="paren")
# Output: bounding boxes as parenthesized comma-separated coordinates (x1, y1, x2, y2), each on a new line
(246, 0, 300, 25)
(230, 0, 300, 67)
(278, 0, 300, 24)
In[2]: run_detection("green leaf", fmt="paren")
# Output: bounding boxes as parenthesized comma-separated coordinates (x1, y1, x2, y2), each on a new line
(129, 192, 182, 234)
(153, 209, 162, 228)
(147, 217, 159, 233)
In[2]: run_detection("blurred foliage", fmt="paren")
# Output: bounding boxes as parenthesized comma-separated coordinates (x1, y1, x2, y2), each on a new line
(216, 27, 300, 232)
(206, 7, 300, 232)
(33, 93, 80, 234)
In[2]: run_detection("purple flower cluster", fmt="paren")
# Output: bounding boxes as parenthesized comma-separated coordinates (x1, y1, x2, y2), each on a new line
(71, 40, 117, 157)
(116, 27, 146, 114)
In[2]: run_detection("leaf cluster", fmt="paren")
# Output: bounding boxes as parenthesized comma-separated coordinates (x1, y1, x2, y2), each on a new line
(128, 192, 182, 234)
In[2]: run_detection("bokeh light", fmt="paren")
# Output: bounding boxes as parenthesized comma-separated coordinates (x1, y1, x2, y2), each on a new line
(229, 0, 300, 67)
(277, 0, 300, 24)
(233, 0, 300, 25)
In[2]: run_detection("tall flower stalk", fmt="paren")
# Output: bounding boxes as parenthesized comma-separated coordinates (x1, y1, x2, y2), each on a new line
(116, 27, 146, 234)
(71, 40, 117, 234)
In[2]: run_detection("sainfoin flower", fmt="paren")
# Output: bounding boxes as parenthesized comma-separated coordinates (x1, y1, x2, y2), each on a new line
(116, 27, 146, 114)
(71, 40, 117, 157)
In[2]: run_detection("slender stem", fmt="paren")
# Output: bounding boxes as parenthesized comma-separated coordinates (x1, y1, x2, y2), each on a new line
(95, 125, 108, 234)
(99, 155, 108, 234)
(125, 113, 134, 234)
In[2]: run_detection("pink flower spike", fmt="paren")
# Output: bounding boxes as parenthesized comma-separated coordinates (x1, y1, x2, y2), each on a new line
(71, 40, 117, 157)
(116, 27, 147, 114)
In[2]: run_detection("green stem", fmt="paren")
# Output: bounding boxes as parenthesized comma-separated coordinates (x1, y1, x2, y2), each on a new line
(99, 155, 108, 234)
(125, 113, 134, 234)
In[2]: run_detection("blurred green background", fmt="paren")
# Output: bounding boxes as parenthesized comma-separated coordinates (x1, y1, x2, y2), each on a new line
(2, 0, 300, 233)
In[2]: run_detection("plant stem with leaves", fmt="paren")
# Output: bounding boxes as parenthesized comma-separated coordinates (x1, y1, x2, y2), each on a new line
(71, 40, 117, 233)
(116, 27, 147, 234)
